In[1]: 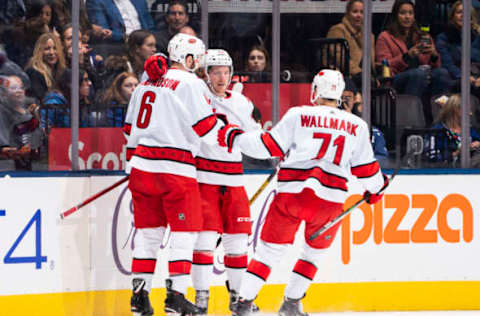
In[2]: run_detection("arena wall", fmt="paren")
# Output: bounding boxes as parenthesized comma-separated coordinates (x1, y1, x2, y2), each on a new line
(0, 173, 479, 315)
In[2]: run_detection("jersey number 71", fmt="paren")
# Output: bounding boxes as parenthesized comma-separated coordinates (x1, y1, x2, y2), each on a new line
(313, 132, 345, 165)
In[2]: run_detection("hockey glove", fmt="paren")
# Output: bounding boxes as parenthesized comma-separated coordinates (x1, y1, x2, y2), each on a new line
(364, 173, 389, 204)
(218, 124, 244, 153)
(144, 53, 168, 81)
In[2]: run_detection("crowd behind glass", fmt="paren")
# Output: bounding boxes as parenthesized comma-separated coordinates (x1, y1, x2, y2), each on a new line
(0, 0, 478, 171)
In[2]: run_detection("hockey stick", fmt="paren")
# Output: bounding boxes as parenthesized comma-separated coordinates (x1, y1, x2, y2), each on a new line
(60, 175, 129, 219)
(249, 162, 280, 205)
(309, 166, 400, 242)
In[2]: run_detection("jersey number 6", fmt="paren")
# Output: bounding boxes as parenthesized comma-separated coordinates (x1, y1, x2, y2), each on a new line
(136, 91, 156, 128)
(313, 132, 345, 165)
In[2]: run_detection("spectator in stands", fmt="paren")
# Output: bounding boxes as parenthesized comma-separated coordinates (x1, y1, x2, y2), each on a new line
(25, 32, 66, 103)
(154, 0, 190, 54)
(375, 0, 451, 99)
(100, 54, 130, 89)
(428, 94, 480, 167)
(0, 0, 26, 34)
(86, 0, 155, 43)
(326, 0, 376, 88)
(126, 29, 156, 79)
(42, 68, 94, 128)
(240, 44, 271, 83)
(95, 71, 138, 126)
(6, 0, 58, 68)
(53, 0, 111, 43)
(0, 45, 30, 89)
(61, 24, 104, 90)
(436, 1, 480, 95)
(0, 75, 43, 170)
(341, 77, 389, 165)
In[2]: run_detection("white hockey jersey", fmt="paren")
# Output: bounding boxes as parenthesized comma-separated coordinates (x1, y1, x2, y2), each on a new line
(195, 90, 261, 186)
(123, 69, 223, 178)
(233, 105, 385, 203)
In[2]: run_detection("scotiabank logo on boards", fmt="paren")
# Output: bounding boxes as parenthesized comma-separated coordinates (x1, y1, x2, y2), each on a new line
(341, 193, 474, 264)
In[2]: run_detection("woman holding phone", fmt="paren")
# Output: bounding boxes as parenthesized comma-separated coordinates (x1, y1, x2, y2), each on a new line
(375, 0, 451, 99)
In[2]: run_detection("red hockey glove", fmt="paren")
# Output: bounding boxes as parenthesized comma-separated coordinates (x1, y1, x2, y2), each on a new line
(218, 124, 244, 153)
(144, 53, 168, 81)
(364, 173, 389, 204)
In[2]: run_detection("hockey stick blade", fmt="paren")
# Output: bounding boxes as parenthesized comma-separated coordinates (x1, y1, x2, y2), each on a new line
(60, 206, 78, 219)
(309, 167, 399, 242)
(60, 175, 129, 220)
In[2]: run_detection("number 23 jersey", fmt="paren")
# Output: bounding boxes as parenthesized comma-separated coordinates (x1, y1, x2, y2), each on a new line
(234, 105, 385, 203)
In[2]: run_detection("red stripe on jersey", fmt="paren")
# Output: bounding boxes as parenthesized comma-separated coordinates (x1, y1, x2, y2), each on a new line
(193, 251, 214, 265)
(168, 260, 192, 275)
(193, 114, 218, 137)
(292, 259, 318, 280)
(351, 161, 380, 178)
(224, 254, 248, 269)
(134, 146, 195, 165)
(123, 123, 132, 135)
(195, 157, 243, 175)
(260, 133, 284, 158)
(126, 147, 135, 161)
(131, 258, 157, 274)
(246, 259, 271, 281)
(278, 167, 348, 191)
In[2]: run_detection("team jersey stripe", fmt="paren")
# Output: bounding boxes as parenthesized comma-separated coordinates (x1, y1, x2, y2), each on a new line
(126, 147, 135, 161)
(123, 123, 132, 136)
(292, 259, 318, 280)
(192, 114, 218, 137)
(168, 260, 192, 275)
(351, 161, 380, 178)
(246, 259, 271, 281)
(195, 157, 243, 175)
(278, 167, 348, 191)
(134, 146, 195, 165)
(260, 132, 284, 157)
(131, 258, 157, 274)
(224, 254, 248, 269)
(193, 251, 214, 265)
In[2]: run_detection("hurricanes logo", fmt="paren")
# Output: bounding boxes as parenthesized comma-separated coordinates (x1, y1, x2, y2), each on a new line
(178, 213, 185, 220)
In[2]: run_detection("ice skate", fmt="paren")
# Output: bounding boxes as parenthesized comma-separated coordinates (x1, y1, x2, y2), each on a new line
(278, 296, 308, 316)
(231, 297, 254, 316)
(195, 289, 209, 315)
(130, 278, 154, 316)
(165, 279, 203, 316)
(226, 281, 259, 313)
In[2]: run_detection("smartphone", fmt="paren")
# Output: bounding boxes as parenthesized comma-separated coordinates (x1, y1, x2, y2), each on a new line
(421, 35, 430, 45)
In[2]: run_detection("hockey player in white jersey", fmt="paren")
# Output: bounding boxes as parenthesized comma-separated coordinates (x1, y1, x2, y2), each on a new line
(189, 49, 261, 315)
(123, 34, 224, 316)
(218, 69, 389, 316)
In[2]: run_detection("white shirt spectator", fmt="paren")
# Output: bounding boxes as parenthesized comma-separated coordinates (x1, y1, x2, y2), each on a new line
(113, 0, 141, 35)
